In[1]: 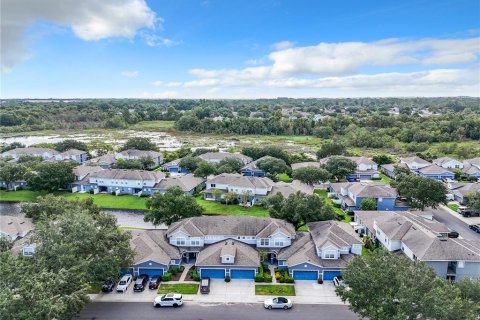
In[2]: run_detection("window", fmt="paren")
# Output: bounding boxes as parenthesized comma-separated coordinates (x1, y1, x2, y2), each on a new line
(177, 238, 186, 245)
(274, 239, 284, 246)
(225, 257, 230, 261)
(211, 184, 216, 188)
(260, 238, 270, 246)
(324, 251, 335, 259)
(190, 240, 200, 246)
(458, 261, 465, 268)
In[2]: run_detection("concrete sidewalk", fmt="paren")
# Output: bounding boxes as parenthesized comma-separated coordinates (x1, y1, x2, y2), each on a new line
(89, 280, 345, 305)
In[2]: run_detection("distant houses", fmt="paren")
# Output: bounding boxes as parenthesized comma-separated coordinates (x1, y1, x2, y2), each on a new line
(1, 147, 59, 161)
(88, 149, 164, 169)
(162, 152, 253, 174)
(355, 210, 480, 281)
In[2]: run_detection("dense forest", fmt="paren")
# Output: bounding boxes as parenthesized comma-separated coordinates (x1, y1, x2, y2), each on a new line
(1, 97, 479, 134)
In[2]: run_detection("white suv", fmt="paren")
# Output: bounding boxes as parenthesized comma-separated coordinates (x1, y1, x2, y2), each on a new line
(154, 293, 183, 308)
(116, 274, 132, 293)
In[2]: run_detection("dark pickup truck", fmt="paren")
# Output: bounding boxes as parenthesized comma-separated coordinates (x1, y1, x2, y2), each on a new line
(457, 207, 480, 218)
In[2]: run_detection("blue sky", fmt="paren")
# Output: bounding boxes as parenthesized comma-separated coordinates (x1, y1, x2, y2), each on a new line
(1, 0, 479, 98)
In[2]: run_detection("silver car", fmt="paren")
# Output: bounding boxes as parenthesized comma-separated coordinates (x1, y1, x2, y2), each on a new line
(264, 297, 293, 310)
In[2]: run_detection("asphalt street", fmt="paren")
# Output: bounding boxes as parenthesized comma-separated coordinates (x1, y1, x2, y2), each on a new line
(426, 207, 480, 241)
(78, 302, 359, 320)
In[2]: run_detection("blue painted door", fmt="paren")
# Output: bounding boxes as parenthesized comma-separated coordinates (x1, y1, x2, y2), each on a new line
(231, 269, 255, 279)
(169, 167, 178, 173)
(323, 271, 342, 280)
(138, 268, 164, 278)
(293, 270, 318, 280)
(200, 269, 225, 279)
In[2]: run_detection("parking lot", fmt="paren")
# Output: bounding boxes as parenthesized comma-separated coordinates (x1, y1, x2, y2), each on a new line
(90, 279, 344, 305)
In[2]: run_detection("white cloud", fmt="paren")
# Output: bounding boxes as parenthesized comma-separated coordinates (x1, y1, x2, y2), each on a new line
(121, 71, 139, 78)
(1, 0, 157, 72)
(152, 80, 182, 87)
(142, 33, 180, 47)
(272, 40, 294, 50)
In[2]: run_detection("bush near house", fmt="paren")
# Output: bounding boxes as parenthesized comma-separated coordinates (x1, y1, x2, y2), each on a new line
(255, 263, 273, 283)
(274, 268, 295, 283)
(161, 272, 172, 281)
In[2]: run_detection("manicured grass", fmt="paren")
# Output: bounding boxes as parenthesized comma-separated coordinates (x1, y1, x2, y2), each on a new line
(196, 196, 269, 217)
(314, 189, 351, 222)
(0, 190, 43, 202)
(276, 173, 293, 183)
(158, 283, 199, 294)
(379, 173, 392, 184)
(255, 285, 296, 296)
(362, 246, 372, 257)
(447, 203, 459, 212)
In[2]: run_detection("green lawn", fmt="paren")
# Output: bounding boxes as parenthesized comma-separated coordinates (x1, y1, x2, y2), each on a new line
(129, 121, 176, 132)
(314, 189, 351, 222)
(276, 173, 293, 183)
(379, 173, 392, 184)
(0, 190, 43, 202)
(196, 196, 269, 217)
(447, 203, 459, 212)
(362, 246, 372, 257)
(255, 285, 296, 296)
(158, 283, 199, 294)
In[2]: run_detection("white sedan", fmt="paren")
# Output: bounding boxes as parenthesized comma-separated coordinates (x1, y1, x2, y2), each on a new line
(264, 297, 293, 310)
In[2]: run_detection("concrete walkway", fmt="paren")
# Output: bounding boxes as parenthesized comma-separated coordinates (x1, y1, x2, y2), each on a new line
(268, 266, 277, 284)
(179, 264, 194, 282)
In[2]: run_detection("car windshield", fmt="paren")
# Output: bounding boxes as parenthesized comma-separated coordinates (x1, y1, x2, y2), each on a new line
(119, 281, 126, 285)
(150, 278, 158, 282)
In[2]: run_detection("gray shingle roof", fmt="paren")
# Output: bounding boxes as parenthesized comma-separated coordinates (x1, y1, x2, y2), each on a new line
(417, 164, 453, 175)
(198, 152, 252, 164)
(116, 149, 162, 158)
(381, 163, 407, 172)
(196, 239, 259, 267)
(90, 169, 165, 181)
(88, 154, 116, 166)
(291, 162, 321, 170)
(153, 174, 205, 191)
(330, 182, 398, 198)
(73, 165, 104, 177)
(308, 220, 362, 249)
(60, 149, 87, 156)
(2, 147, 58, 156)
(130, 230, 180, 266)
(166, 216, 295, 238)
(270, 180, 314, 198)
(207, 173, 275, 190)
(450, 182, 480, 197)
(400, 156, 431, 166)
(432, 157, 460, 166)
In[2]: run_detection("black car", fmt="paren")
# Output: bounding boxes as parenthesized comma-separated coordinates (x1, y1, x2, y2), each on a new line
(101, 279, 115, 293)
(133, 275, 149, 292)
(200, 277, 210, 294)
(149, 276, 161, 290)
(469, 224, 480, 233)
(448, 231, 459, 238)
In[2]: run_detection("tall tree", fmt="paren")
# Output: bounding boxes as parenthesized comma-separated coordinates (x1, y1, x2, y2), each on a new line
(292, 166, 331, 185)
(256, 157, 291, 176)
(316, 142, 347, 159)
(336, 251, 479, 320)
(395, 174, 447, 210)
(22, 194, 100, 221)
(372, 154, 394, 166)
(25, 161, 76, 192)
(193, 161, 216, 178)
(323, 156, 357, 181)
(0, 163, 26, 189)
(359, 197, 377, 210)
(467, 191, 480, 213)
(216, 156, 244, 174)
(265, 191, 335, 230)
(54, 139, 89, 152)
(179, 156, 200, 172)
(120, 137, 158, 151)
(145, 186, 204, 226)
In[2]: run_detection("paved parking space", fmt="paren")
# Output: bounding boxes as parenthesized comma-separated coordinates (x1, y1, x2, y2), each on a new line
(195, 279, 258, 303)
(91, 286, 158, 303)
(294, 281, 343, 305)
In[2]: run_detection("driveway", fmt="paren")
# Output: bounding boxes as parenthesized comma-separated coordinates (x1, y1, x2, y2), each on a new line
(92, 286, 158, 303)
(195, 279, 257, 303)
(294, 281, 344, 305)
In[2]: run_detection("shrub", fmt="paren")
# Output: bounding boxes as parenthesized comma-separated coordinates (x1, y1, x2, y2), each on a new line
(161, 273, 172, 281)
(284, 275, 294, 283)
(140, 193, 149, 198)
(89, 189, 94, 194)
(264, 274, 273, 283)
(467, 176, 478, 182)
(347, 210, 355, 216)
(254, 274, 265, 282)
(179, 265, 185, 272)
(261, 262, 269, 271)
(333, 203, 341, 208)
(225, 275, 231, 282)
(275, 272, 282, 280)
(111, 191, 116, 196)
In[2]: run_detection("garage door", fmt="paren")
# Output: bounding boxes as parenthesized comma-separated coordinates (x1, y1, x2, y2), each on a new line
(231, 269, 255, 279)
(138, 268, 164, 278)
(293, 270, 318, 280)
(359, 175, 371, 180)
(169, 167, 178, 173)
(323, 271, 342, 280)
(199, 269, 225, 279)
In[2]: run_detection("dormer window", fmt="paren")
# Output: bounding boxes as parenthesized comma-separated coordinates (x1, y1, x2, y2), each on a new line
(324, 250, 336, 259)
(260, 238, 270, 246)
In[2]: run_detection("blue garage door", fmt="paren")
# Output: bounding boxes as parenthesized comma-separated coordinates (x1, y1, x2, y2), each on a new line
(323, 271, 342, 280)
(169, 167, 178, 173)
(231, 269, 255, 279)
(293, 270, 318, 280)
(200, 269, 225, 279)
(138, 268, 164, 278)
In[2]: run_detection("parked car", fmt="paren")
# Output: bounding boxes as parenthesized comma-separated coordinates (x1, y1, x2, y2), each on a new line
(263, 297, 293, 310)
(101, 278, 115, 293)
(116, 274, 132, 293)
(200, 277, 210, 294)
(469, 224, 480, 233)
(153, 293, 183, 308)
(457, 207, 480, 217)
(133, 274, 149, 292)
(448, 231, 460, 238)
(149, 276, 161, 290)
